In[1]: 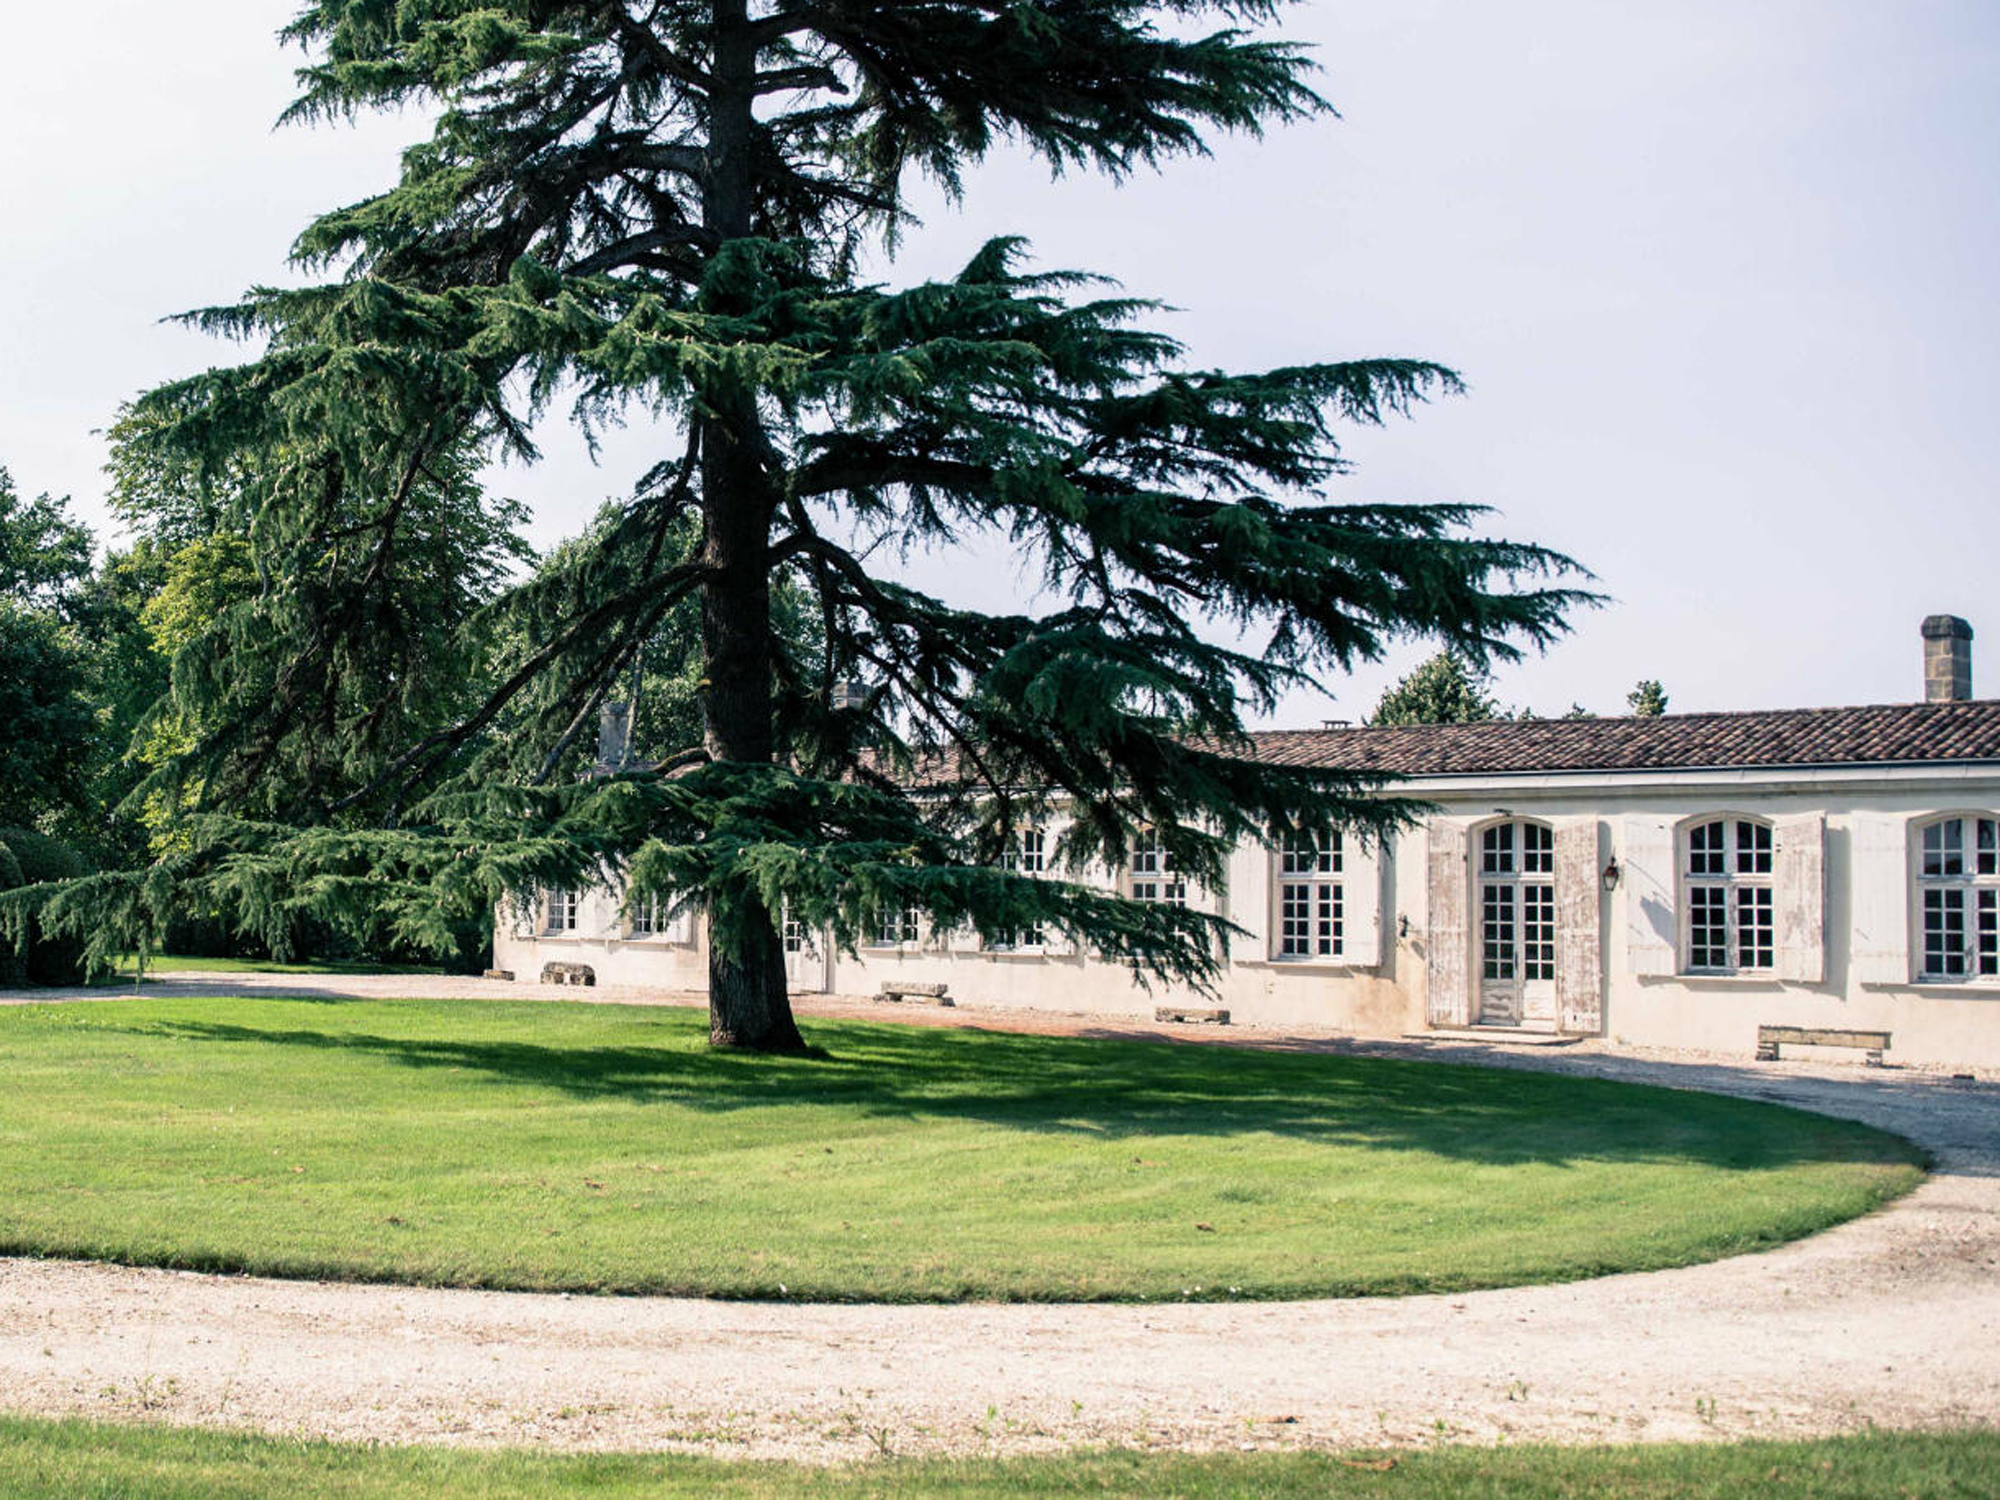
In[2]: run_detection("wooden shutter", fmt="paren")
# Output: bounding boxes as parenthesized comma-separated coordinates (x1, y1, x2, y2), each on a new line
(1342, 833, 1383, 968)
(1555, 817, 1604, 1034)
(1775, 813, 1826, 983)
(1850, 813, 1910, 985)
(1224, 830, 1271, 964)
(1425, 818, 1471, 1026)
(1621, 815, 1677, 977)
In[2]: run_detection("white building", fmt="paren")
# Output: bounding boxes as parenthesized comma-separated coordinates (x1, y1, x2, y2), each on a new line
(497, 617, 2000, 1067)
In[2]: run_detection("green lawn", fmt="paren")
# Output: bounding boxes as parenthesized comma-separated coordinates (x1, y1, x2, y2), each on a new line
(100, 955, 446, 979)
(0, 1419, 1992, 1498)
(0, 997, 1922, 1301)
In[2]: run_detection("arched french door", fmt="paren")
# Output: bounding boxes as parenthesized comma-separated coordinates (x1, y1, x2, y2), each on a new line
(1476, 819, 1557, 1029)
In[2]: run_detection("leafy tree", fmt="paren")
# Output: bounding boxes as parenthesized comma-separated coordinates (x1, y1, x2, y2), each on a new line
(57, 0, 1587, 1050)
(0, 470, 97, 827)
(1368, 652, 1501, 727)
(1627, 679, 1669, 717)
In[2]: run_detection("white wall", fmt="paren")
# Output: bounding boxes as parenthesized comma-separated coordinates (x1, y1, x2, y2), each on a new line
(494, 768, 2000, 1066)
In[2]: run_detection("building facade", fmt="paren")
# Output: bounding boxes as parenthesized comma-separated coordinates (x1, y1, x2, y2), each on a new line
(496, 621, 2000, 1067)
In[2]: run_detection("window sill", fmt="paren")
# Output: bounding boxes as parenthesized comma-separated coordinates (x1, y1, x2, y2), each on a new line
(1905, 979, 2000, 996)
(1239, 957, 1375, 974)
(1675, 970, 1786, 987)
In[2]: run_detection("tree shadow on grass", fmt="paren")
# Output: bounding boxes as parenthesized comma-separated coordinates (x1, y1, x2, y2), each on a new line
(119, 1011, 1923, 1176)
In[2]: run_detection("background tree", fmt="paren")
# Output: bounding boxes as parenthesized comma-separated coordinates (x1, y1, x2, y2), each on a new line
(0, 468, 97, 831)
(1368, 652, 1501, 727)
(47, 0, 1589, 1049)
(1627, 679, 1669, 716)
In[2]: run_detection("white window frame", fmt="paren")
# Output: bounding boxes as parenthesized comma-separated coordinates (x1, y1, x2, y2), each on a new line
(1128, 828, 1188, 907)
(989, 826, 1048, 951)
(1677, 815, 1775, 975)
(1914, 813, 2000, 983)
(541, 887, 579, 937)
(1477, 818, 1556, 986)
(1272, 828, 1343, 960)
(867, 899, 920, 949)
(625, 889, 672, 941)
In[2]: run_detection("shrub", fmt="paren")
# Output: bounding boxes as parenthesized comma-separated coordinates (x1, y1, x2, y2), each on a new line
(0, 829, 88, 985)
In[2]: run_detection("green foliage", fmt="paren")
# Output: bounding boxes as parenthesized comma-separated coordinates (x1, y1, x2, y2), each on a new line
(1368, 651, 1501, 726)
(1628, 678, 1669, 716)
(60, 1, 1593, 1035)
(0, 828, 90, 984)
(0, 998, 1921, 1300)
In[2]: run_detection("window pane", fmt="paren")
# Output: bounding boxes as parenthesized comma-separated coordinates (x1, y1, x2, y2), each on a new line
(1279, 879, 1342, 957)
(1736, 820, 1772, 876)
(1522, 822, 1553, 874)
(1980, 820, 1998, 878)
(1735, 886, 1773, 969)
(1924, 887, 1966, 976)
(1924, 820, 1965, 879)
(1521, 882, 1555, 980)
(1481, 883, 1515, 979)
(1688, 885, 1727, 969)
(1482, 822, 1514, 874)
(1688, 820, 1724, 877)
(1981, 890, 1998, 978)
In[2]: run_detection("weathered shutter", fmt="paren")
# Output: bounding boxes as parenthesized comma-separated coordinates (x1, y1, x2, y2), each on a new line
(1342, 834, 1383, 968)
(1555, 817, 1604, 1034)
(1424, 818, 1471, 1026)
(1224, 831, 1271, 965)
(1851, 813, 1910, 985)
(1621, 815, 1677, 977)
(506, 894, 534, 941)
(1775, 813, 1826, 983)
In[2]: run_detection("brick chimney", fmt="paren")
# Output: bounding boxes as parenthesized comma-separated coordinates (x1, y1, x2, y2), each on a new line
(1922, 615, 1973, 702)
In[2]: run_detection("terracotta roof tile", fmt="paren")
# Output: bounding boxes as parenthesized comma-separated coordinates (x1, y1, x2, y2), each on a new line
(1249, 700, 2000, 777)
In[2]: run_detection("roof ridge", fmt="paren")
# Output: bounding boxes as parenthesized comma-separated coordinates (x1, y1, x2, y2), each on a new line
(1254, 698, 2000, 737)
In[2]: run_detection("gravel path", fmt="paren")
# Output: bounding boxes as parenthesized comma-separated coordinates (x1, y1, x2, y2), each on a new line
(0, 974, 1995, 1459)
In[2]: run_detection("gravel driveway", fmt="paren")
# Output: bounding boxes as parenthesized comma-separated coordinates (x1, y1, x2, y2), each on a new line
(0, 974, 1995, 1459)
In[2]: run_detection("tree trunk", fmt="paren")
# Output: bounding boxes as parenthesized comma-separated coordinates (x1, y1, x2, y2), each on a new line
(696, 0, 805, 1053)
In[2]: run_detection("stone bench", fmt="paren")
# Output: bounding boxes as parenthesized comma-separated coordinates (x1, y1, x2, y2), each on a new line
(878, 981, 952, 1006)
(1756, 1024, 1889, 1066)
(1156, 1005, 1230, 1026)
(482, 968, 514, 982)
(541, 961, 596, 987)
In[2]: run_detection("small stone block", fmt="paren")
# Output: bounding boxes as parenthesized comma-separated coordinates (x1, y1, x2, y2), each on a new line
(482, 969, 514, 982)
(1755, 1043, 1780, 1062)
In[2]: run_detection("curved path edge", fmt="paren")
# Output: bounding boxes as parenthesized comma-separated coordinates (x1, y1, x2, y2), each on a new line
(0, 976, 1995, 1460)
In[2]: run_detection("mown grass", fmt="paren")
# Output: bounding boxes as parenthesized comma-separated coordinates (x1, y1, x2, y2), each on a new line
(99, 955, 446, 979)
(0, 997, 1922, 1301)
(0, 1419, 1992, 1498)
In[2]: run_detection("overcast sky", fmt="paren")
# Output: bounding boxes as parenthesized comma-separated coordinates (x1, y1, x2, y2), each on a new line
(3, 2, 1996, 723)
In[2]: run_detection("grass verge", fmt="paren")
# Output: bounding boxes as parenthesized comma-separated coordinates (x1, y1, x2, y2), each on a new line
(0, 1419, 1993, 1498)
(0, 996, 1923, 1301)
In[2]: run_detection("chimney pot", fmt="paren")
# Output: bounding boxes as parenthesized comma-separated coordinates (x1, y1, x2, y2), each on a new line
(1922, 616, 1974, 703)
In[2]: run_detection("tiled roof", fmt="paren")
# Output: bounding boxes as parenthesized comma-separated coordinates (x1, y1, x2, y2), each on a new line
(1247, 700, 2000, 777)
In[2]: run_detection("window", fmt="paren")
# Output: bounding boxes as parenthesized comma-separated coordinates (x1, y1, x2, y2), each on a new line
(991, 827, 1047, 950)
(1129, 828, 1187, 906)
(782, 904, 810, 954)
(1479, 820, 1553, 982)
(1916, 815, 2000, 981)
(1275, 828, 1342, 959)
(542, 888, 578, 936)
(871, 900, 919, 947)
(1681, 817, 1773, 973)
(627, 890, 670, 939)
